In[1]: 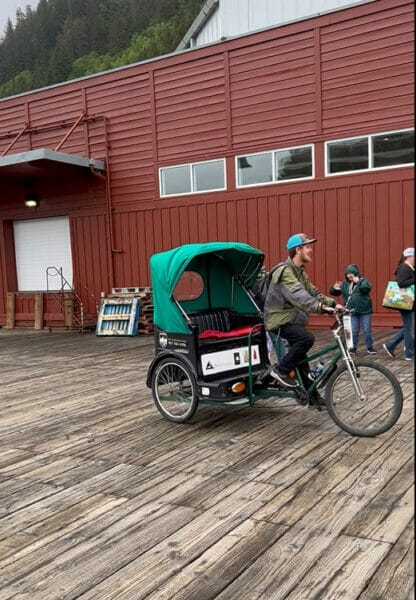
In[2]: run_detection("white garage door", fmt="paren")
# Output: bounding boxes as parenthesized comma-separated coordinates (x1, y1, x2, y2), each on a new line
(13, 216, 73, 291)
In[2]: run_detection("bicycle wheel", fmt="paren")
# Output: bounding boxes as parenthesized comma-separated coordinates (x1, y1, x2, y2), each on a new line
(151, 357, 199, 422)
(325, 360, 403, 437)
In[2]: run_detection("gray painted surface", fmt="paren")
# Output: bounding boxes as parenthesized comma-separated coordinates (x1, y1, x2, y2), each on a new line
(0, 148, 105, 171)
(177, 0, 378, 49)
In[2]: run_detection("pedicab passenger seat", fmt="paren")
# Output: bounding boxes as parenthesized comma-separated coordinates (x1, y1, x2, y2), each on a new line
(187, 308, 263, 341)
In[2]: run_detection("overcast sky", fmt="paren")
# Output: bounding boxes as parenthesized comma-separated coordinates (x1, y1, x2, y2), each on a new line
(0, 0, 40, 36)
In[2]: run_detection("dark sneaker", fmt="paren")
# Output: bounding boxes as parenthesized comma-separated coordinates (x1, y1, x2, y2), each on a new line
(367, 348, 377, 354)
(383, 343, 395, 358)
(270, 366, 298, 388)
(349, 348, 356, 355)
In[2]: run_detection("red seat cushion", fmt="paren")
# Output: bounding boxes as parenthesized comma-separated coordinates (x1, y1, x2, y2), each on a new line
(198, 324, 262, 339)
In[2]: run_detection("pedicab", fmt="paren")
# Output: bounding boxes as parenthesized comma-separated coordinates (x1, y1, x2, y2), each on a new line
(146, 242, 403, 437)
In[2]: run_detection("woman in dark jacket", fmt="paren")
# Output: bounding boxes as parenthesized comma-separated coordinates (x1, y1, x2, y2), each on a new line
(330, 264, 375, 354)
(383, 247, 415, 360)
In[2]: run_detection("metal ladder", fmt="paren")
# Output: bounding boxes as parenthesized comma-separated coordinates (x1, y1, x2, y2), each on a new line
(46, 267, 98, 333)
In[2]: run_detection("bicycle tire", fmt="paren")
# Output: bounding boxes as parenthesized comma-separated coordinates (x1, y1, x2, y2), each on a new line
(151, 357, 199, 423)
(325, 360, 403, 437)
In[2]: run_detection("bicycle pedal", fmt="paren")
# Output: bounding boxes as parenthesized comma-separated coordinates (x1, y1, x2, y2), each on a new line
(308, 397, 326, 411)
(308, 402, 324, 412)
(258, 365, 273, 382)
(294, 388, 309, 406)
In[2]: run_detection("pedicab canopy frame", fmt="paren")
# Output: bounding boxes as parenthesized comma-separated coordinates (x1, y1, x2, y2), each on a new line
(150, 242, 265, 334)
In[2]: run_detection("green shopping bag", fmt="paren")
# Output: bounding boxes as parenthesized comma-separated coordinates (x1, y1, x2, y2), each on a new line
(382, 281, 414, 311)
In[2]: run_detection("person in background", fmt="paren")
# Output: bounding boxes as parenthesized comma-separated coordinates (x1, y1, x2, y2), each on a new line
(264, 233, 343, 405)
(329, 264, 376, 354)
(383, 247, 415, 361)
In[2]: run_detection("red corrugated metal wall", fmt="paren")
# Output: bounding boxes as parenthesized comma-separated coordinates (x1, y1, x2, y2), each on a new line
(0, 0, 413, 328)
(228, 30, 317, 148)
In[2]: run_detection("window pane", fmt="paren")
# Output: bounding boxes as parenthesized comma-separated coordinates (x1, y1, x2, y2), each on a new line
(327, 138, 368, 173)
(160, 165, 191, 195)
(277, 146, 312, 180)
(237, 153, 272, 186)
(372, 130, 414, 168)
(193, 160, 224, 191)
(173, 271, 204, 301)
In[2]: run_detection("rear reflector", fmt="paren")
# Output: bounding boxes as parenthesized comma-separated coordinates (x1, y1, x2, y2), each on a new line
(231, 382, 246, 394)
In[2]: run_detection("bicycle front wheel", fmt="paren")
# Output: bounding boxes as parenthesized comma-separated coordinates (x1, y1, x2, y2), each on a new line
(325, 360, 403, 437)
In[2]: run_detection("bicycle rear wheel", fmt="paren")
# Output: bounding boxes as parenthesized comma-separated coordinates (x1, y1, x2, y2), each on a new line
(151, 357, 198, 422)
(325, 360, 403, 437)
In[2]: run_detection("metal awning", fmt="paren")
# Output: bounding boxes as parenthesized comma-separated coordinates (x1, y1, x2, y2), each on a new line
(0, 148, 105, 181)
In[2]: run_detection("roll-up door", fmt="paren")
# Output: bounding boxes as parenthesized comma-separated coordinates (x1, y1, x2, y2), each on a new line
(13, 216, 73, 291)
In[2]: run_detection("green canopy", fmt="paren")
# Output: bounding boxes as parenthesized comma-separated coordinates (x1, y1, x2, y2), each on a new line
(150, 242, 264, 334)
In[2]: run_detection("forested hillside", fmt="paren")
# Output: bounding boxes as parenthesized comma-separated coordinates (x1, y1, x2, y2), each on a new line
(0, 0, 203, 98)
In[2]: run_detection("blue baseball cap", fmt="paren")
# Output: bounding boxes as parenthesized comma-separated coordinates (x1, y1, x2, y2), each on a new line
(286, 233, 317, 251)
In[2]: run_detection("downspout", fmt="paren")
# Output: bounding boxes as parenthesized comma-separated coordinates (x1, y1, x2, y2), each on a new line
(90, 116, 122, 292)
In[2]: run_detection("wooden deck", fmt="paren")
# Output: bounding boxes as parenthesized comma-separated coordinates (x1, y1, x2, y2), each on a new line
(0, 327, 413, 599)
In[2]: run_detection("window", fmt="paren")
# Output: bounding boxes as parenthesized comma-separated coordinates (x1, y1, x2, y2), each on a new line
(237, 152, 272, 186)
(372, 130, 414, 168)
(160, 165, 191, 195)
(326, 129, 414, 175)
(237, 145, 313, 188)
(193, 161, 224, 191)
(160, 159, 225, 197)
(173, 271, 204, 301)
(326, 137, 368, 174)
(276, 146, 313, 180)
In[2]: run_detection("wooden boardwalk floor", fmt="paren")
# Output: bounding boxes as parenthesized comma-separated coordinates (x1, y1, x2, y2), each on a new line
(0, 327, 413, 599)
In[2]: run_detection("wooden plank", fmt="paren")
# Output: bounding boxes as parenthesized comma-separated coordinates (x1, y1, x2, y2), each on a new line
(343, 459, 414, 543)
(78, 519, 289, 600)
(0, 327, 413, 600)
(5, 292, 15, 329)
(1, 503, 200, 599)
(34, 292, 43, 329)
(63, 292, 74, 328)
(359, 521, 414, 600)
(284, 535, 390, 599)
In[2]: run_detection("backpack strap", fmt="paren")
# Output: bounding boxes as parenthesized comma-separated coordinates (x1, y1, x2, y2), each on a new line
(268, 261, 289, 284)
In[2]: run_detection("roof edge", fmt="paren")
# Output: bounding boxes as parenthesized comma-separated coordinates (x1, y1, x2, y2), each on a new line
(176, 0, 219, 51)
(0, 148, 105, 172)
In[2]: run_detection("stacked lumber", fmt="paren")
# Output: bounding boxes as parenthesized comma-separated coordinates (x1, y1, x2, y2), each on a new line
(108, 287, 153, 335)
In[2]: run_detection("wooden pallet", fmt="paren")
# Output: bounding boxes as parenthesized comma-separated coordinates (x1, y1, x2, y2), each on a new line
(111, 287, 151, 294)
(95, 297, 140, 336)
(103, 290, 153, 336)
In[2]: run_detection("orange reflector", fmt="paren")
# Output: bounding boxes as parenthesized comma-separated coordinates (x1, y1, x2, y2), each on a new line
(232, 382, 246, 394)
(289, 370, 296, 378)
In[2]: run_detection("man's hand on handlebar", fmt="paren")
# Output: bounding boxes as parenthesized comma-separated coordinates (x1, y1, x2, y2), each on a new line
(322, 303, 344, 315)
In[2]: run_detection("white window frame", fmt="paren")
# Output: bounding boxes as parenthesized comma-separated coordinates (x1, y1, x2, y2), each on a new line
(235, 144, 315, 189)
(325, 128, 414, 177)
(159, 158, 226, 198)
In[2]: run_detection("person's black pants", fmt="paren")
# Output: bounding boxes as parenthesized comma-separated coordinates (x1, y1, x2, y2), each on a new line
(275, 323, 315, 384)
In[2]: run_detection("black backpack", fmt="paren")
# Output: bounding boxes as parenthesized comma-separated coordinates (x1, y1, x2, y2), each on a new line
(251, 262, 286, 310)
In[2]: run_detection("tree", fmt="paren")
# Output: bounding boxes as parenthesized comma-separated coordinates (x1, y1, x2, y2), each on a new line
(0, 0, 204, 96)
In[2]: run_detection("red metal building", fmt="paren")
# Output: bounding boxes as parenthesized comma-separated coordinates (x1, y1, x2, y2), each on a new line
(0, 0, 414, 329)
